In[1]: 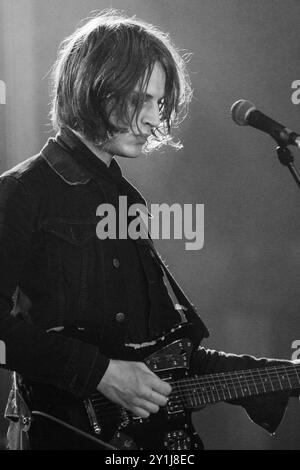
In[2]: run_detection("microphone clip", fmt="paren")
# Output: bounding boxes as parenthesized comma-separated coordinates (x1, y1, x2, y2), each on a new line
(276, 146, 300, 190)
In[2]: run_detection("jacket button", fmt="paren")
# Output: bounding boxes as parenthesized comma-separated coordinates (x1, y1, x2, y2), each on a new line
(115, 312, 125, 323)
(113, 258, 120, 268)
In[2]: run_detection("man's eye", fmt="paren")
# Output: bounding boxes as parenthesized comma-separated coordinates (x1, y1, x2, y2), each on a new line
(129, 95, 139, 106)
(129, 94, 144, 107)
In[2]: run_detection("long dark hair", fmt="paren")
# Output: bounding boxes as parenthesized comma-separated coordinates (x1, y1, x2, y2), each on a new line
(50, 9, 193, 151)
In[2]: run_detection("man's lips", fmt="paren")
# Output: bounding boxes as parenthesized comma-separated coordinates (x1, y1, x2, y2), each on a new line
(117, 130, 149, 144)
(135, 135, 149, 145)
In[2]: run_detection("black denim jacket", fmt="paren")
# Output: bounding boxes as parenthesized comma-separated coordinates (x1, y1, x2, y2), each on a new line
(0, 128, 295, 435)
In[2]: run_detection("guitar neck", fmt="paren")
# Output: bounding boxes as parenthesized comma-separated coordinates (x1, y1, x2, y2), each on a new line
(171, 363, 300, 408)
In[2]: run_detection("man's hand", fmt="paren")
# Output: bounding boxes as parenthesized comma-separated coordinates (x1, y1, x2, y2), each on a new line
(97, 360, 172, 418)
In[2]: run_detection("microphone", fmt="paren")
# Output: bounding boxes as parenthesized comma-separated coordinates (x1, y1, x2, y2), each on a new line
(231, 99, 300, 148)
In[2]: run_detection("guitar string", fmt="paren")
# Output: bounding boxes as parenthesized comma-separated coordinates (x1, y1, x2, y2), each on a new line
(168, 366, 300, 405)
(88, 366, 300, 408)
(169, 365, 300, 390)
(88, 378, 292, 419)
(88, 365, 300, 417)
(167, 366, 300, 396)
(88, 365, 300, 408)
(169, 363, 300, 385)
(170, 371, 300, 392)
(87, 378, 285, 422)
(87, 379, 292, 422)
(89, 364, 300, 404)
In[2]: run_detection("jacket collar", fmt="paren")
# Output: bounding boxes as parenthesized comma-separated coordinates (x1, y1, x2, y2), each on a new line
(41, 127, 147, 206)
(41, 140, 91, 186)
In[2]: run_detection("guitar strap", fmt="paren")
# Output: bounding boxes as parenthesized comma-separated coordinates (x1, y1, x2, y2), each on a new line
(146, 239, 210, 340)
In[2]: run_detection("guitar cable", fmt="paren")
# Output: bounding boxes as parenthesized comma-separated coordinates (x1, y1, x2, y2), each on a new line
(31, 410, 118, 450)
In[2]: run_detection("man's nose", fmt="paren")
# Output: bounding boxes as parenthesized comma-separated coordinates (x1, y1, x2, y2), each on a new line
(141, 102, 161, 130)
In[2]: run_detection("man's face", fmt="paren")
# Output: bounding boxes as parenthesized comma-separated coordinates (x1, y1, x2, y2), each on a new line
(102, 61, 166, 159)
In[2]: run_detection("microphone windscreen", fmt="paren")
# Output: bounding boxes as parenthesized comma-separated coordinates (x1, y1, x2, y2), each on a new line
(231, 99, 256, 126)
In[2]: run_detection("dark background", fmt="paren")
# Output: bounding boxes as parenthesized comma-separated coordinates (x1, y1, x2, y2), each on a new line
(1, 0, 300, 449)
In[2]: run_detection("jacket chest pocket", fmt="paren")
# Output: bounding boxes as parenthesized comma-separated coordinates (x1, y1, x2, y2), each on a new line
(40, 218, 98, 324)
(41, 219, 97, 246)
(40, 218, 98, 280)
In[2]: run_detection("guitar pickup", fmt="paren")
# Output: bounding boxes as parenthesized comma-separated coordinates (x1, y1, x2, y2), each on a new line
(167, 397, 184, 415)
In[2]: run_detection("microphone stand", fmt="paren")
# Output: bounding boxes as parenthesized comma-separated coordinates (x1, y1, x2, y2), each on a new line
(276, 146, 300, 190)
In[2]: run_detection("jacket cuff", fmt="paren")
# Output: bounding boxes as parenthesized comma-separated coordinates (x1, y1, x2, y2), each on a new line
(63, 341, 110, 399)
(83, 351, 110, 397)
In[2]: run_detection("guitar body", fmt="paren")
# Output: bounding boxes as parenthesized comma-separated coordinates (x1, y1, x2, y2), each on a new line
(84, 323, 204, 450)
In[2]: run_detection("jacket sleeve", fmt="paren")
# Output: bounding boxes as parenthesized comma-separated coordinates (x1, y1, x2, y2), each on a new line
(0, 175, 109, 399)
(192, 347, 299, 434)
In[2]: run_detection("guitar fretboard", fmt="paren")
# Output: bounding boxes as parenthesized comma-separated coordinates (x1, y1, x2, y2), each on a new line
(170, 363, 300, 408)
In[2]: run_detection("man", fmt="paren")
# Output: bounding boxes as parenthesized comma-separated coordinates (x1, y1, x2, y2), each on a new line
(0, 10, 299, 450)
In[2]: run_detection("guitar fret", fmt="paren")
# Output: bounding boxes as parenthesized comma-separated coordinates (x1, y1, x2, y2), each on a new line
(237, 371, 254, 397)
(284, 365, 292, 389)
(199, 387, 207, 405)
(190, 383, 199, 408)
(254, 369, 264, 393)
(240, 373, 256, 396)
(201, 382, 214, 404)
(257, 369, 270, 393)
(249, 369, 259, 395)
(197, 383, 208, 406)
(294, 365, 300, 385)
(241, 372, 252, 396)
(206, 377, 221, 403)
(272, 367, 283, 391)
(215, 373, 227, 401)
(204, 385, 214, 404)
(277, 368, 292, 389)
(196, 382, 208, 405)
(220, 372, 232, 400)
(289, 374, 300, 389)
(234, 371, 245, 397)
(224, 381, 238, 400)
(266, 369, 275, 392)
(290, 366, 300, 388)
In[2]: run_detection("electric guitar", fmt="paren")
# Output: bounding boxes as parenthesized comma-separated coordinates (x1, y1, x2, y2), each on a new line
(29, 322, 300, 450)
